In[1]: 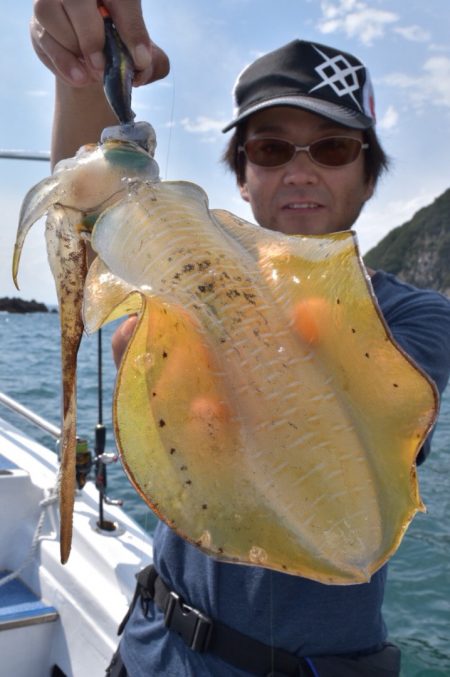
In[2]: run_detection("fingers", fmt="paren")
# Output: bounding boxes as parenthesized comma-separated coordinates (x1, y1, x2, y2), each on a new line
(133, 42, 170, 87)
(31, 17, 90, 87)
(31, 0, 170, 88)
(53, 0, 106, 75)
(104, 0, 170, 85)
(111, 315, 139, 368)
(32, 0, 104, 86)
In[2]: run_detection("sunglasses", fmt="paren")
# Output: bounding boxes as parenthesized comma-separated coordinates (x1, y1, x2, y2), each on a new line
(239, 136, 368, 169)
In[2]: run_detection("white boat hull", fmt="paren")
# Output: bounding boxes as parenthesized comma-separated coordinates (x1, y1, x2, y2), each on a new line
(0, 414, 153, 677)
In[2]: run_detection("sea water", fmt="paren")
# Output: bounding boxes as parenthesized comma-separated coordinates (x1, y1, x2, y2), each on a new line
(0, 312, 448, 675)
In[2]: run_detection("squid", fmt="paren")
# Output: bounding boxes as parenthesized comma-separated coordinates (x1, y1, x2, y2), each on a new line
(13, 134, 438, 582)
(12, 12, 438, 582)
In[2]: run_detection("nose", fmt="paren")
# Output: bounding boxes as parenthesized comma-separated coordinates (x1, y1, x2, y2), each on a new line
(282, 150, 320, 186)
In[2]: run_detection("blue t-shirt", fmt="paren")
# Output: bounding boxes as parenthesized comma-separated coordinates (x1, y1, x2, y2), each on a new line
(121, 271, 450, 676)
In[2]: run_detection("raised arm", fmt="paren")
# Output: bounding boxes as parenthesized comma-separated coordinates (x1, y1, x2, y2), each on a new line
(30, 0, 170, 165)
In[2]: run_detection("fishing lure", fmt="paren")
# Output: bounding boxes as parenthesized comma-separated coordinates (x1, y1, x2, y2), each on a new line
(101, 4, 135, 126)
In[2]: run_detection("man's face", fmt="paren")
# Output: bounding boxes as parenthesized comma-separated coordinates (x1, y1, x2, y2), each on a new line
(239, 107, 374, 236)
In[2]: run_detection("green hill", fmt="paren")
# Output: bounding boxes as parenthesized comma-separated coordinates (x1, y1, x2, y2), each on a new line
(364, 187, 450, 297)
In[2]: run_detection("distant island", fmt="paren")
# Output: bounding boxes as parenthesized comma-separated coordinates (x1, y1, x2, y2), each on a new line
(364, 187, 450, 297)
(0, 297, 49, 313)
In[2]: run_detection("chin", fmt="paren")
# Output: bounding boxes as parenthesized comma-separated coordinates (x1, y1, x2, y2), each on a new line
(271, 221, 329, 237)
(263, 212, 330, 237)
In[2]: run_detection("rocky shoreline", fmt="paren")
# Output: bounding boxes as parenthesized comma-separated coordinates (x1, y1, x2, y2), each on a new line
(0, 297, 49, 313)
(364, 186, 450, 298)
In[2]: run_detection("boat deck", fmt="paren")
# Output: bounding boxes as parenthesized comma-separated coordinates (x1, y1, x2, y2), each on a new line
(0, 571, 58, 631)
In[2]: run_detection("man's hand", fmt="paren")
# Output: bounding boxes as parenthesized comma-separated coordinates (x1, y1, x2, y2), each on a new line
(31, 0, 170, 88)
(111, 315, 139, 368)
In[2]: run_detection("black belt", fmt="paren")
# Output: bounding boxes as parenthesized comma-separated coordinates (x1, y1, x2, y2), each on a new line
(118, 564, 316, 677)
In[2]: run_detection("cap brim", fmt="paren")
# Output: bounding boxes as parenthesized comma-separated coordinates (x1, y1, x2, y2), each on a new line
(222, 95, 373, 132)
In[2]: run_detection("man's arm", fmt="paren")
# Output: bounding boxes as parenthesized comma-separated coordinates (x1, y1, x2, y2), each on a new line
(31, 0, 169, 165)
(52, 80, 117, 164)
(111, 315, 139, 368)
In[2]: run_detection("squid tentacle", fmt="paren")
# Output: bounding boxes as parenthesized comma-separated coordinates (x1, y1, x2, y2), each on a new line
(13, 133, 438, 580)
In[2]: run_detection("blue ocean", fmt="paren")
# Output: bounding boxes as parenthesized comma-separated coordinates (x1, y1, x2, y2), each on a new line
(0, 311, 448, 675)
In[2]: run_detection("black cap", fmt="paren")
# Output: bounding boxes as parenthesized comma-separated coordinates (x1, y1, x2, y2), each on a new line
(222, 40, 376, 132)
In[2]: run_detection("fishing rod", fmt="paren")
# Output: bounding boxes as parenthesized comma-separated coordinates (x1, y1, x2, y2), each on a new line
(94, 327, 123, 531)
(92, 0, 133, 529)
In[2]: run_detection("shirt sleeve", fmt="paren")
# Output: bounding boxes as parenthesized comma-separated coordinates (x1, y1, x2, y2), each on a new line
(378, 281, 450, 463)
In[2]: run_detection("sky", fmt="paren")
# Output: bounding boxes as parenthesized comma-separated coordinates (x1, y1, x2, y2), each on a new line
(0, 0, 449, 305)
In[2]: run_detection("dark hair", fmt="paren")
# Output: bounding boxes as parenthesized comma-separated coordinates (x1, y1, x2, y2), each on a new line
(222, 120, 390, 187)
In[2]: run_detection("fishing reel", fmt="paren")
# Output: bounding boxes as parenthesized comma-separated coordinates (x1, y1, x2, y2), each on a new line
(75, 430, 122, 506)
(75, 436, 92, 490)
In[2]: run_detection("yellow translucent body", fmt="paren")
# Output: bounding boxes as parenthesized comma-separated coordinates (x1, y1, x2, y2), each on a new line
(84, 180, 437, 584)
(14, 137, 437, 576)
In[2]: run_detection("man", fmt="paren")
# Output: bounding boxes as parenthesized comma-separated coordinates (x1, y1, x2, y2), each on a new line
(31, 2, 450, 675)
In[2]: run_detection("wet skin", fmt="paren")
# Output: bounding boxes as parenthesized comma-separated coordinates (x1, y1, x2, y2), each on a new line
(239, 107, 374, 237)
(112, 108, 376, 364)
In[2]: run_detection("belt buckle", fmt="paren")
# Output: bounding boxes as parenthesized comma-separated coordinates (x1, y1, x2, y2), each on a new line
(164, 591, 213, 652)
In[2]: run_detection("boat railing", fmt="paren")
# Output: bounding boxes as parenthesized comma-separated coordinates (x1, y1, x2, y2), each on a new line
(0, 150, 50, 162)
(0, 389, 123, 521)
(0, 391, 60, 440)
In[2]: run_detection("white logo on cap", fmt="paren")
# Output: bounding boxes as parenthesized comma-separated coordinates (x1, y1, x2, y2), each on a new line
(309, 46, 364, 111)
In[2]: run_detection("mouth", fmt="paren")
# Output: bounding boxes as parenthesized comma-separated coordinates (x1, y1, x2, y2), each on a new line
(282, 202, 324, 211)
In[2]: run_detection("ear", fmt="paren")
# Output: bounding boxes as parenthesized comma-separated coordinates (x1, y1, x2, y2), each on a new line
(239, 182, 250, 203)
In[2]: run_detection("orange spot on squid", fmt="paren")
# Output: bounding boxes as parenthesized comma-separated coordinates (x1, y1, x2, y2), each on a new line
(189, 396, 231, 423)
(291, 298, 331, 345)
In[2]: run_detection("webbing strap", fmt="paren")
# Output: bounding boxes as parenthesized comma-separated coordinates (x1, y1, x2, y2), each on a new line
(122, 564, 315, 677)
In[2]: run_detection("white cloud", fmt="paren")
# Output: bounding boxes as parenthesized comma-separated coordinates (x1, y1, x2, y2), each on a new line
(429, 43, 450, 54)
(383, 56, 450, 111)
(378, 105, 399, 131)
(317, 0, 398, 45)
(423, 57, 450, 107)
(200, 136, 220, 145)
(180, 116, 226, 134)
(394, 25, 431, 42)
(321, 0, 360, 20)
